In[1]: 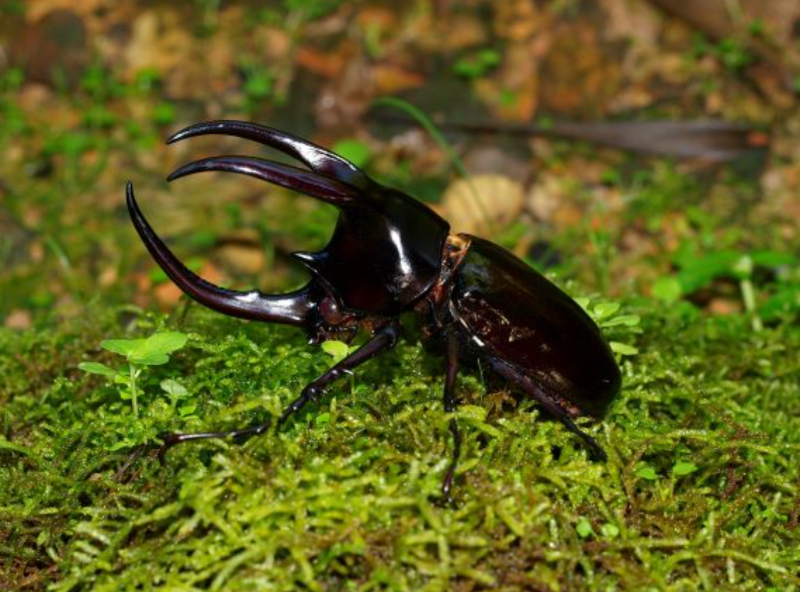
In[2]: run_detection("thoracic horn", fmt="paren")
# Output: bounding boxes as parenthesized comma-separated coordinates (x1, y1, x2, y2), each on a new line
(166, 155, 361, 208)
(166, 120, 371, 189)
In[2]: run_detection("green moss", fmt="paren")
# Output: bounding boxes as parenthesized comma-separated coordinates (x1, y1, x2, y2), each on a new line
(1, 298, 798, 591)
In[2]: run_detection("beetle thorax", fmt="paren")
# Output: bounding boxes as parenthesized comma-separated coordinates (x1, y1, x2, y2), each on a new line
(414, 234, 472, 341)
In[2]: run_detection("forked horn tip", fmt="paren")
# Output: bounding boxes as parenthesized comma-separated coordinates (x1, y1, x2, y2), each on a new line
(166, 125, 201, 145)
(166, 162, 200, 183)
(125, 180, 136, 205)
(167, 121, 237, 145)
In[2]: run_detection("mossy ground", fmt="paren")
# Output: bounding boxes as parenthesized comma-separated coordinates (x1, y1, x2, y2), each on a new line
(1, 292, 799, 591)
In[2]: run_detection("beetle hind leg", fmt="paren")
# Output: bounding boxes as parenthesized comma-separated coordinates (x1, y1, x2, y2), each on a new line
(487, 357, 607, 462)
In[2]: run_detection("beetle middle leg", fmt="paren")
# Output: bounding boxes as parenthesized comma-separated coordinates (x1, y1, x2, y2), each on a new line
(440, 331, 462, 502)
(158, 323, 400, 456)
(487, 357, 607, 461)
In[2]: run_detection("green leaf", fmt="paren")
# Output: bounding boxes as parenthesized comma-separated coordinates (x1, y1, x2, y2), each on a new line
(652, 276, 682, 303)
(161, 379, 188, 398)
(109, 439, 135, 451)
(131, 352, 170, 366)
(122, 332, 188, 366)
(144, 332, 189, 356)
(332, 139, 371, 168)
(453, 48, 501, 78)
(78, 362, 118, 377)
(601, 314, 641, 328)
(610, 341, 638, 356)
(101, 338, 144, 358)
(574, 297, 591, 312)
(601, 523, 620, 539)
(636, 465, 658, 481)
(672, 461, 699, 477)
(592, 302, 620, 320)
(676, 251, 740, 293)
(760, 286, 800, 321)
(751, 251, 797, 268)
(576, 519, 593, 538)
(179, 404, 197, 417)
(321, 340, 350, 364)
(114, 373, 131, 386)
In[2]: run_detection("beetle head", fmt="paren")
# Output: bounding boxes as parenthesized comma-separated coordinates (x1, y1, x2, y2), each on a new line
(127, 121, 450, 324)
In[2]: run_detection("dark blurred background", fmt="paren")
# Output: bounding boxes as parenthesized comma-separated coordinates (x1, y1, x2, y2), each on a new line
(1, 0, 799, 328)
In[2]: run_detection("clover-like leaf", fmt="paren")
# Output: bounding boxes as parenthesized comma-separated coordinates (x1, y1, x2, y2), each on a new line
(78, 362, 118, 377)
(610, 341, 639, 356)
(321, 340, 355, 365)
(576, 519, 593, 538)
(129, 352, 170, 366)
(143, 332, 189, 356)
(161, 379, 189, 398)
(636, 464, 658, 481)
(101, 338, 145, 358)
(672, 461, 699, 477)
(593, 301, 621, 320)
(601, 314, 641, 328)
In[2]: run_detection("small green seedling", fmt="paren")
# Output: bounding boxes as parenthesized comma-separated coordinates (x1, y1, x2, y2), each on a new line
(161, 378, 196, 418)
(575, 297, 641, 357)
(453, 48, 502, 79)
(79, 331, 188, 417)
(652, 247, 800, 330)
(321, 340, 359, 397)
(332, 139, 372, 168)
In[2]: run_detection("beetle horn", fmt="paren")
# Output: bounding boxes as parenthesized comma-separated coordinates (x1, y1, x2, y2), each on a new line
(166, 156, 361, 208)
(126, 181, 318, 326)
(167, 120, 370, 189)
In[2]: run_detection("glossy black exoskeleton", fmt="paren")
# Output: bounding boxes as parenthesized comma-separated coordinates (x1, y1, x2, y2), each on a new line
(127, 120, 621, 498)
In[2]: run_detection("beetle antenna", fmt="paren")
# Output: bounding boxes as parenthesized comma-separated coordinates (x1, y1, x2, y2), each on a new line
(167, 120, 370, 189)
(126, 181, 317, 325)
(166, 156, 362, 208)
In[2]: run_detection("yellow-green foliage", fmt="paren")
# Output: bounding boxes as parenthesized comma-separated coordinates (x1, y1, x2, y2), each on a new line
(1, 300, 798, 591)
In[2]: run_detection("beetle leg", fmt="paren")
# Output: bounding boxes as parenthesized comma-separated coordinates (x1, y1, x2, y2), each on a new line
(440, 331, 462, 502)
(167, 120, 371, 189)
(487, 357, 608, 461)
(127, 182, 318, 325)
(158, 323, 400, 455)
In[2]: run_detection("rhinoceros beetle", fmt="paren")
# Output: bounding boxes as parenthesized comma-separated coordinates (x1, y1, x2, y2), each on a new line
(126, 120, 621, 498)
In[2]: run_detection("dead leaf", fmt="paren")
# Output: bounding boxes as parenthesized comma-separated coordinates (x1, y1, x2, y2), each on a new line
(296, 46, 349, 79)
(439, 14, 487, 51)
(9, 9, 89, 87)
(4, 309, 32, 331)
(372, 63, 425, 95)
(539, 22, 622, 117)
(441, 174, 524, 235)
(474, 41, 538, 122)
(494, 0, 542, 41)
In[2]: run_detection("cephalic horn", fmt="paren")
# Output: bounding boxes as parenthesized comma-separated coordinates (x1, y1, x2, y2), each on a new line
(126, 181, 318, 326)
(167, 120, 370, 189)
(167, 156, 361, 208)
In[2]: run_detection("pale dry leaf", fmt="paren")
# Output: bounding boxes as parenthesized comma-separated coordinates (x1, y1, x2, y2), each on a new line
(441, 174, 524, 235)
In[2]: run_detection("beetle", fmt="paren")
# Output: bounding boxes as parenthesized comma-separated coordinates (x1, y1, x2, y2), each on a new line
(126, 120, 621, 498)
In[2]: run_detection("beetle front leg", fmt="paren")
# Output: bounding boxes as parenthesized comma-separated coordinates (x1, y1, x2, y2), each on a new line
(158, 323, 400, 456)
(487, 357, 607, 461)
(440, 332, 462, 502)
